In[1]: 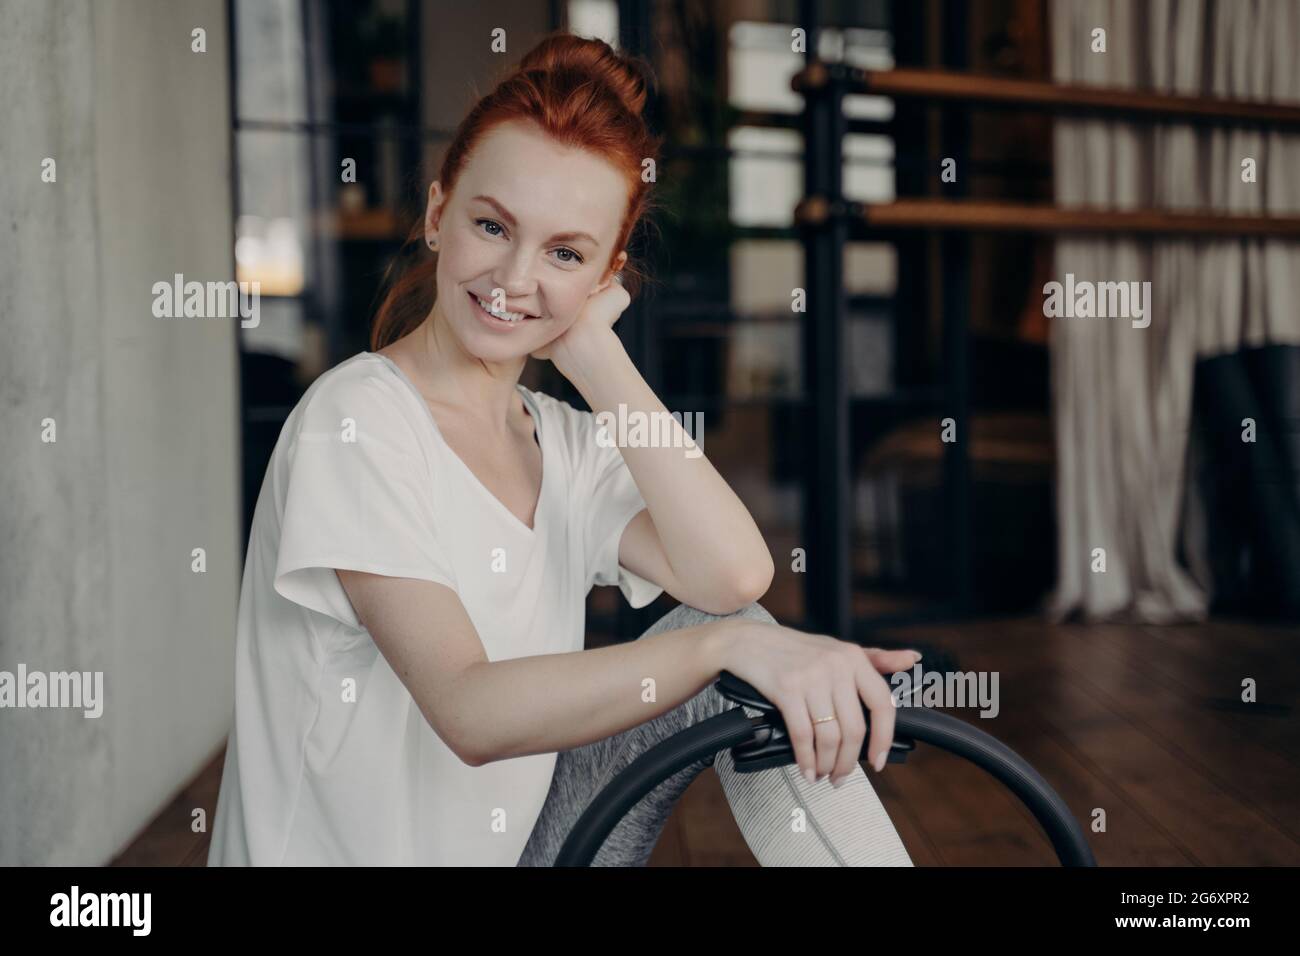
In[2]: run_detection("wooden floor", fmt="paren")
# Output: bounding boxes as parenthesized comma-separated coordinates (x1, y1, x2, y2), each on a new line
(112, 615, 1299, 867)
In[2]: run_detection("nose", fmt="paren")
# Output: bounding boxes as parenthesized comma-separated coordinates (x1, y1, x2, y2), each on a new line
(490, 248, 539, 297)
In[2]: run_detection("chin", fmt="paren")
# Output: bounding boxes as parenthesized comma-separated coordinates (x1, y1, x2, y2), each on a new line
(451, 319, 543, 364)
(470, 338, 539, 364)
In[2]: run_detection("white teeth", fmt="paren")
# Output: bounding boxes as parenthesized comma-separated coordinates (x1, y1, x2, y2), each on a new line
(475, 294, 525, 322)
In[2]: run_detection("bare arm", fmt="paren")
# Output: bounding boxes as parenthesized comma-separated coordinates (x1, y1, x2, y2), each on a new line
(335, 569, 745, 766)
(338, 566, 919, 784)
(558, 322, 775, 614)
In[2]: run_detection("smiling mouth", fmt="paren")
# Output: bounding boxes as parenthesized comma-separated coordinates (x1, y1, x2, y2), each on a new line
(468, 291, 540, 325)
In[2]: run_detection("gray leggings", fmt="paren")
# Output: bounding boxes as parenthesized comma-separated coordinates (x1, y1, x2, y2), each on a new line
(516, 601, 914, 867)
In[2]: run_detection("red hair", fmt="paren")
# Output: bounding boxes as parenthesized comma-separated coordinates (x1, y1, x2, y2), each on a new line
(369, 31, 665, 351)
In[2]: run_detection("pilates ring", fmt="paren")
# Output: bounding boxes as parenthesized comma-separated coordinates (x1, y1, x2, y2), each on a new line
(553, 670, 1097, 867)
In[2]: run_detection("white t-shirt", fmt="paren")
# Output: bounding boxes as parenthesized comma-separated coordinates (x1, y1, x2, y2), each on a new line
(208, 351, 663, 866)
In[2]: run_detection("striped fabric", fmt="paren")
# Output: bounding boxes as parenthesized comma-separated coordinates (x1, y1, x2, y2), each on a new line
(516, 601, 913, 867)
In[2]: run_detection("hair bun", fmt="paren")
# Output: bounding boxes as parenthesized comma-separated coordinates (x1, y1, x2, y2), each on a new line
(516, 32, 652, 117)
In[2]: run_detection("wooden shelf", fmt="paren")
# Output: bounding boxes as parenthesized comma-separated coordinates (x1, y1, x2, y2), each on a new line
(794, 65, 1300, 129)
(316, 207, 411, 242)
(797, 197, 1300, 237)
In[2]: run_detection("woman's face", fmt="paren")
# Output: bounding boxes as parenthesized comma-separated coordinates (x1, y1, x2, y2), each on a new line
(425, 119, 629, 365)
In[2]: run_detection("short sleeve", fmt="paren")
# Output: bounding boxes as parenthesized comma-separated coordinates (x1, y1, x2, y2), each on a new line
(274, 375, 457, 630)
(578, 410, 665, 609)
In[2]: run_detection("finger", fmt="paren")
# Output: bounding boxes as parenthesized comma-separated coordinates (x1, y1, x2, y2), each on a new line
(775, 693, 817, 785)
(830, 675, 867, 786)
(607, 287, 631, 325)
(805, 691, 840, 782)
(587, 285, 630, 329)
(865, 647, 923, 674)
(854, 668, 898, 772)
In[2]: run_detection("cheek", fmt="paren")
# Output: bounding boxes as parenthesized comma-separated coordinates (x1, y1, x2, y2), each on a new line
(551, 281, 597, 321)
(436, 241, 477, 280)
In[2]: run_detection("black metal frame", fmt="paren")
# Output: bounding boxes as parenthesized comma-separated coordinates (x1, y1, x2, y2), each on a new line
(790, 0, 1300, 641)
(798, 13, 854, 644)
(796, 0, 974, 642)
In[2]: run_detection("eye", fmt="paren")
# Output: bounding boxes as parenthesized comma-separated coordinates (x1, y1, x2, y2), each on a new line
(548, 247, 585, 265)
(474, 218, 505, 238)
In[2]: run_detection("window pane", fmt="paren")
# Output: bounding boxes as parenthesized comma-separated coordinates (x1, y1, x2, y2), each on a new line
(844, 133, 896, 201)
(845, 242, 896, 296)
(726, 321, 802, 399)
(728, 127, 800, 227)
(568, 0, 619, 46)
(847, 314, 892, 397)
(731, 238, 802, 314)
(241, 296, 307, 364)
(729, 21, 895, 120)
(234, 130, 312, 296)
(729, 22, 803, 113)
(234, 0, 308, 124)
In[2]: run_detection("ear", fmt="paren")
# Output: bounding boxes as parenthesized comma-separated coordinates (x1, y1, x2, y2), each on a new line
(592, 251, 629, 294)
(423, 181, 445, 248)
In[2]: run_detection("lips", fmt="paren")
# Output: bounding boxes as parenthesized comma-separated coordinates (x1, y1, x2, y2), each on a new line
(467, 290, 540, 323)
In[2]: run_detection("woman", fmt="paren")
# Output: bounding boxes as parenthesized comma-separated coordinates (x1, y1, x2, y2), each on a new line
(208, 32, 915, 867)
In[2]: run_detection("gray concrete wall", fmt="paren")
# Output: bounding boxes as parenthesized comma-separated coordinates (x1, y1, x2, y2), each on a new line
(0, 0, 239, 864)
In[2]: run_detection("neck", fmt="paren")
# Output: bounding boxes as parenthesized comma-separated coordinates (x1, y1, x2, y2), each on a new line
(413, 303, 527, 432)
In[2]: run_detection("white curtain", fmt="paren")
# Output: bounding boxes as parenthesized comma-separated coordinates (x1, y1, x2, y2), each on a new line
(1047, 0, 1300, 623)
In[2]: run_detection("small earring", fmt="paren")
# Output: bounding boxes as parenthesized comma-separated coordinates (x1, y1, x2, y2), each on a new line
(427, 236, 439, 250)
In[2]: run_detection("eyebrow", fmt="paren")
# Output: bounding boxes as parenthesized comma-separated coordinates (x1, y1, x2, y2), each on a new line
(470, 195, 600, 246)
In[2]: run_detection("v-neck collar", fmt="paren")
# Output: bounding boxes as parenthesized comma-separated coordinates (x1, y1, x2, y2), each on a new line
(366, 352, 546, 536)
